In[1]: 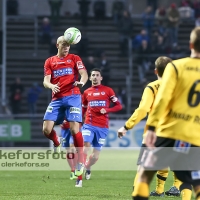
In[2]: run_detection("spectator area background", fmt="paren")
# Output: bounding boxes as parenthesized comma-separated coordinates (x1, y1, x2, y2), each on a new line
(14, 0, 181, 17)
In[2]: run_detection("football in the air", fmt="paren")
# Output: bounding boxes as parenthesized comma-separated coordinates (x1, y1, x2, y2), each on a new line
(64, 27, 81, 45)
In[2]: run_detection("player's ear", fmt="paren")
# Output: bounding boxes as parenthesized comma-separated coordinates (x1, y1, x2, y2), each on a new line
(89, 76, 92, 81)
(56, 43, 59, 49)
(189, 43, 193, 50)
(154, 68, 158, 75)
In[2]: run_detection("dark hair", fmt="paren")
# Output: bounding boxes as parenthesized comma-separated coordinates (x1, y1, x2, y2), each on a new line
(90, 68, 102, 75)
(155, 56, 172, 77)
(190, 27, 200, 53)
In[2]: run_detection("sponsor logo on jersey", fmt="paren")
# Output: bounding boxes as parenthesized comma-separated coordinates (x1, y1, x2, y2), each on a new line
(70, 107, 81, 114)
(191, 171, 200, 180)
(53, 68, 73, 77)
(46, 106, 53, 113)
(82, 130, 91, 136)
(89, 101, 106, 107)
(67, 59, 71, 63)
(98, 138, 105, 145)
(101, 92, 105, 95)
(77, 61, 84, 69)
(88, 93, 92, 96)
(173, 140, 191, 154)
(93, 92, 100, 96)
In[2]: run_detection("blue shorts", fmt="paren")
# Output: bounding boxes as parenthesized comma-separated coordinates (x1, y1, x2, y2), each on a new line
(82, 124, 108, 151)
(61, 128, 74, 147)
(43, 95, 82, 124)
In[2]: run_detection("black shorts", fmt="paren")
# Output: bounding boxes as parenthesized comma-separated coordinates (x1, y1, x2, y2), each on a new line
(142, 137, 200, 185)
(175, 171, 200, 186)
(136, 138, 175, 166)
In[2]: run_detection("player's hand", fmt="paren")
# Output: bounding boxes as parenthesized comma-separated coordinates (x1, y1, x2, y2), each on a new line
(73, 81, 84, 88)
(145, 130, 157, 149)
(117, 126, 127, 138)
(100, 108, 107, 114)
(51, 83, 60, 94)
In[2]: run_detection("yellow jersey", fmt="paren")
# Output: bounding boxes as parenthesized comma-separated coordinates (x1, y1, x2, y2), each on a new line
(147, 57, 200, 146)
(125, 79, 161, 142)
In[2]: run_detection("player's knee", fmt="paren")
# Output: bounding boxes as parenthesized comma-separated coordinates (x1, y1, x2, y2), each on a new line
(180, 182, 192, 192)
(91, 153, 99, 160)
(42, 126, 52, 135)
(70, 127, 78, 135)
(43, 121, 54, 135)
(84, 142, 91, 147)
(69, 122, 79, 134)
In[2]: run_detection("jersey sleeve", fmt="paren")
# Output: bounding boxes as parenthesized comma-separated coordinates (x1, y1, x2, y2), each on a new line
(74, 55, 86, 71)
(44, 58, 52, 76)
(105, 88, 122, 113)
(147, 63, 178, 129)
(108, 88, 118, 102)
(82, 91, 88, 117)
(125, 86, 154, 130)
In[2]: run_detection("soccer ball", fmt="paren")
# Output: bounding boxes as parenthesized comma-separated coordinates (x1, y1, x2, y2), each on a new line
(64, 27, 81, 45)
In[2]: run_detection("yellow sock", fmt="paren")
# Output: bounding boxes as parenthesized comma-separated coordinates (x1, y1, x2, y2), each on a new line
(132, 182, 149, 197)
(181, 189, 192, 200)
(156, 169, 168, 194)
(180, 183, 192, 200)
(133, 172, 139, 188)
(173, 172, 182, 189)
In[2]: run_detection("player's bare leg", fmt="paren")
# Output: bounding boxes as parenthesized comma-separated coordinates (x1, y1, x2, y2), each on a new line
(70, 121, 84, 177)
(66, 145, 77, 180)
(84, 147, 100, 180)
(43, 120, 61, 152)
(75, 141, 90, 187)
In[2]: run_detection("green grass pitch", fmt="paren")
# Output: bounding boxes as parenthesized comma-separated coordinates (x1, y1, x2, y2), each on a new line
(0, 170, 192, 200)
(0, 149, 196, 200)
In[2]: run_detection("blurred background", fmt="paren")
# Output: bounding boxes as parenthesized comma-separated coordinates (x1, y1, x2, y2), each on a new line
(0, 0, 196, 147)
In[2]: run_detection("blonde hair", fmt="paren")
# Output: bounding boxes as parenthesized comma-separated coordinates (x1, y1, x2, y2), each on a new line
(190, 27, 200, 53)
(155, 56, 172, 77)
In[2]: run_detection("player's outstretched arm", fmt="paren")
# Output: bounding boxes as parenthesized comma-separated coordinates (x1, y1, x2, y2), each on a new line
(118, 126, 127, 138)
(118, 86, 154, 138)
(43, 75, 60, 94)
(74, 69, 88, 88)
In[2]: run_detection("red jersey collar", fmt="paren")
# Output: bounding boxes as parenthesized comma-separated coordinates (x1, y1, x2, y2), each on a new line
(92, 84, 102, 88)
(56, 54, 69, 59)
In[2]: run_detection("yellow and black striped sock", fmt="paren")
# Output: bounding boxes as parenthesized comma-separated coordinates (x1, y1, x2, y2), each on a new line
(195, 188, 200, 200)
(132, 182, 149, 200)
(155, 169, 168, 194)
(180, 183, 192, 200)
(197, 195, 200, 200)
(173, 172, 182, 189)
